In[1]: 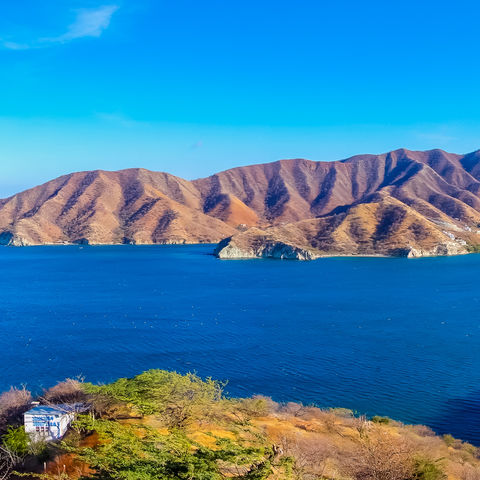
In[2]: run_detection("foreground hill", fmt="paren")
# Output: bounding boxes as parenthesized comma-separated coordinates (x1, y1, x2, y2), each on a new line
(4, 370, 480, 480)
(2, 148, 480, 257)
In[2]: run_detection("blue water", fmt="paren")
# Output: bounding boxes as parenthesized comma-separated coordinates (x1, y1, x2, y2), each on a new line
(1, 245, 480, 443)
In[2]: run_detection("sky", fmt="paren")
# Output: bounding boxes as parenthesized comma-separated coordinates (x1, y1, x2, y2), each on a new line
(1, 0, 480, 196)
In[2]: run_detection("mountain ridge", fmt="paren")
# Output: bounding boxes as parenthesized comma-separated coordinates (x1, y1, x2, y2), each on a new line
(2, 148, 480, 258)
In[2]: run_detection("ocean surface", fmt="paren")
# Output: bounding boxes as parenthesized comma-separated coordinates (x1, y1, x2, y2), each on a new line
(1, 245, 480, 443)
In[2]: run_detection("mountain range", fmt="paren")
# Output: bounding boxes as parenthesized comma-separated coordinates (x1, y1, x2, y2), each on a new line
(2, 148, 480, 258)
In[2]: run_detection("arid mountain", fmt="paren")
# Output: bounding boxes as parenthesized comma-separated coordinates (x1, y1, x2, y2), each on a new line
(215, 193, 478, 259)
(0, 169, 236, 246)
(1, 148, 480, 257)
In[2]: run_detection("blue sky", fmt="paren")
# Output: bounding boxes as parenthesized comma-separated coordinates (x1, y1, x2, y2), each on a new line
(1, 0, 480, 196)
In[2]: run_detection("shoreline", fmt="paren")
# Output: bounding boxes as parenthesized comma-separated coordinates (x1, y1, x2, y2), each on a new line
(1, 241, 478, 260)
(4, 369, 480, 479)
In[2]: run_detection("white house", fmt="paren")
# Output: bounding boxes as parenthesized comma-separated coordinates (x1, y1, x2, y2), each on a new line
(24, 404, 86, 442)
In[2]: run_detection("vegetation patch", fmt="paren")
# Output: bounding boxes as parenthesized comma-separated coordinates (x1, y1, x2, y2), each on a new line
(0, 370, 478, 480)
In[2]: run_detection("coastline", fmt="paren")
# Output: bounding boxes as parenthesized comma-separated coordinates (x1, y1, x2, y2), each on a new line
(5, 370, 480, 480)
(1, 241, 477, 260)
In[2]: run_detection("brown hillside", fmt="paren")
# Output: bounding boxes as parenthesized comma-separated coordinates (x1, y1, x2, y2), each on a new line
(1, 148, 480, 256)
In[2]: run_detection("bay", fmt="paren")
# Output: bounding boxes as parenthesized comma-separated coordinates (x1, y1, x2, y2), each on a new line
(0, 245, 479, 443)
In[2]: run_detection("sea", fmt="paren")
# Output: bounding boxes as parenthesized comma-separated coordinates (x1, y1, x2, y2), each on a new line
(1, 244, 479, 443)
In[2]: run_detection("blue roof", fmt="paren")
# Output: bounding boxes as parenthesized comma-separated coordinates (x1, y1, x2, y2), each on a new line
(24, 403, 87, 416)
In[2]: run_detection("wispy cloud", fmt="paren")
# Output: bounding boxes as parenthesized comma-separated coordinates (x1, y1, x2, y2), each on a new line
(96, 112, 140, 127)
(43, 5, 119, 44)
(2, 5, 119, 50)
(2, 41, 31, 50)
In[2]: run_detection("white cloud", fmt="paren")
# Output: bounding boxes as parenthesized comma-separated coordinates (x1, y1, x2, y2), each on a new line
(43, 5, 119, 43)
(96, 112, 140, 127)
(2, 5, 119, 50)
(1, 41, 30, 50)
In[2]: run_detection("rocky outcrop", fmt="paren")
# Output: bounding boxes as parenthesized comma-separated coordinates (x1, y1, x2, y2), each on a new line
(0, 231, 32, 246)
(401, 242, 469, 258)
(214, 235, 320, 260)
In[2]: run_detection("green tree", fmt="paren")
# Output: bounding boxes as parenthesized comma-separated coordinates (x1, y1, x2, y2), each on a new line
(2, 425, 29, 458)
(85, 370, 224, 427)
(413, 457, 446, 480)
(67, 417, 271, 480)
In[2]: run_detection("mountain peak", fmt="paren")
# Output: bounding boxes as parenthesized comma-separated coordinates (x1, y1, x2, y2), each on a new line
(1, 148, 480, 257)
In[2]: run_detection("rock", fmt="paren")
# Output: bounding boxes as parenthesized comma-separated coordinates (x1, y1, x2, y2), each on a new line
(392, 242, 469, 258)
(214, 236, 320, 260)
(0, 231, 31, 246)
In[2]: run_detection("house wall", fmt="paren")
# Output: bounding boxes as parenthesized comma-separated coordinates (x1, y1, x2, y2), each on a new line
(24, 412, 74, 442)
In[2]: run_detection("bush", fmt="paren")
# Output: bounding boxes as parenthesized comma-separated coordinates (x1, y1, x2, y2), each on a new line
(330, 407, 354, 418)
(461, 442, 478, 457)
(2, 425, 48, 461)
(343, 430, 414, 480)
(443, 434, 455, 447)
(84, 370, 224, 427)
(69, 417, 271, 480)
(0, 387, 32, 431)
(231, 396, 275, 423)
(410, 425, 435, 437)
(279, 402, 306, 417)
(467, 244, 480, 254)
(371, 416, 390, 425)
(459, 464, 480, 480)
(41, 378, 86, 405)
(413, 457, 446, 480)
(0, 445, 18, 480)
(2, 425, 29, 458)
(279, 433, 331, 479)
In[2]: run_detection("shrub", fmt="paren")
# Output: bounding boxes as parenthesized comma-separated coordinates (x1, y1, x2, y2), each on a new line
(41, 378, 86, 405)
(2, 425, 29, 458)
(69, 417, 271, 480)
(459, 464, 480, 480)
(231, 396, 275, 423)
(330, 407, 354, 418)
(278, 433, 331, 479)
(2, 425, 48, 461)
(411, 425, 435, 437)
(279, 402, 306, 417)
(442, 434, 455, 447)
(84, 370, 224, 427)
(371, 416, 390, 425)
(319, 409, 339, 432)
(0, 445, 18, 480)
(412, 457, 446, 480)
(461, 441, 478, 457)
(343, 429, 415, 480)
(352, 415, 371, 437)
(0, 387, 32, 430)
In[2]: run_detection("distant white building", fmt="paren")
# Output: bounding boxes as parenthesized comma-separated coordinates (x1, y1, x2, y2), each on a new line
(24, 404, 86, 441)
